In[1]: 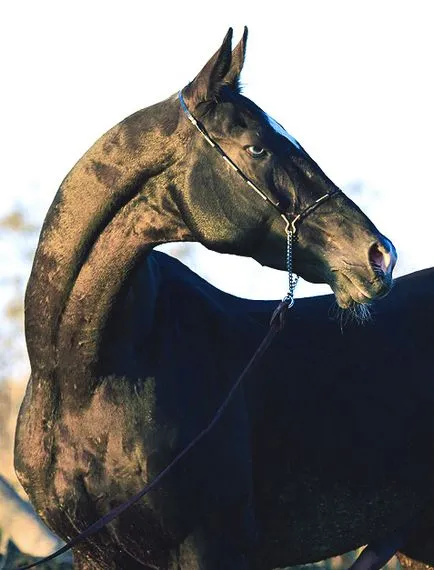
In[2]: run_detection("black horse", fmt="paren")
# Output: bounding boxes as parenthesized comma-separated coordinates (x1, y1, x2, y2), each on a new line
(15, 28, 410, 569)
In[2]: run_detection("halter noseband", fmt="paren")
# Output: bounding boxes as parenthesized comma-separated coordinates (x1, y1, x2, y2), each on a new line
(178, 90, 340, 306)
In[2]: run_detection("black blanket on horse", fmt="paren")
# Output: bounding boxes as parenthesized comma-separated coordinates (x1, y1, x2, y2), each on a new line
(115, 250, 434, 566)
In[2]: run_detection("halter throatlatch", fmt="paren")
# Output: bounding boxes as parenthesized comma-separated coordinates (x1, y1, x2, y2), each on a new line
(178, 90, 340, 318)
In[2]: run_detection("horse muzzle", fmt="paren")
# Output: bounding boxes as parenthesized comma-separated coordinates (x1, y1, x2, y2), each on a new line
(330, 235, 397, 308)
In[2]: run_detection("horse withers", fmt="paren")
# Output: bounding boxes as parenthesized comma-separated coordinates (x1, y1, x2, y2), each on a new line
(15, 28, 399, 570)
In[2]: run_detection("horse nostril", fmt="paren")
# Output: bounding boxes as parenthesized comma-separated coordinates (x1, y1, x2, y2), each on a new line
(369, 241, 395, 276)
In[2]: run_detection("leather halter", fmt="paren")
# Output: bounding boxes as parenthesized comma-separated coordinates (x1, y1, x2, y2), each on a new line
(178, 90, 341, 235)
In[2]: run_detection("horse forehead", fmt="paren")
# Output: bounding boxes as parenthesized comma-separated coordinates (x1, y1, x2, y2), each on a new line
(265, 114, 301, 149)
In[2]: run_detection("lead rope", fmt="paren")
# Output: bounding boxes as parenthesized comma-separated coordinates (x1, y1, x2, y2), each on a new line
(10, 237, 297, 570)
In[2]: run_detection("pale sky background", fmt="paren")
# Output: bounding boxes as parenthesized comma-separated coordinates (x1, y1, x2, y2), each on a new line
(1, 0, 433, 304)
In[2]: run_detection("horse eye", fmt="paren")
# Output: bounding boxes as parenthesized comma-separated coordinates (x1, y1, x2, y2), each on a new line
(246, 145, 266, 158)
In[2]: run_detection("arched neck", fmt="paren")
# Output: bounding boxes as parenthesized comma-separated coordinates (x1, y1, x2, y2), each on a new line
(25, 95, 193, 378)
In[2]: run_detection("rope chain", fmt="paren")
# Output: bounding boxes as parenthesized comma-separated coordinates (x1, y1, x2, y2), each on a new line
(283, 226, 298, 308)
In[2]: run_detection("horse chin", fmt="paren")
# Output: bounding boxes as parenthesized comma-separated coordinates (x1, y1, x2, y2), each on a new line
(330, 297, 373, 326)
(333, 286, 373, 309)
(330, 273, 376, 325)
(330, 266, 393, 308)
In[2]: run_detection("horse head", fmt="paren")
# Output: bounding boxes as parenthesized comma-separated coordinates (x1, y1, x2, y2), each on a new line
(180, 28, 396, 309)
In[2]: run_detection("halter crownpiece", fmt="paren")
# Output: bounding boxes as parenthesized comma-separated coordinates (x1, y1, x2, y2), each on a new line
(178, 90, 341, 310)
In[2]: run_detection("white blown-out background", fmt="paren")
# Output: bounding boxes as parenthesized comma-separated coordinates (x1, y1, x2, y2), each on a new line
(2, 0, 433, 301)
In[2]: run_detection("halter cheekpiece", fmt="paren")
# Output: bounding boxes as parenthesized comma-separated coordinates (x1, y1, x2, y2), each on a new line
(178, 90, 340, 308)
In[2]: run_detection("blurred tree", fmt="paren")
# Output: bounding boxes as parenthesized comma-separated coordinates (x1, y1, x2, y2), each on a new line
(0, 206, 39, 382)
(0, 205, 40, 488)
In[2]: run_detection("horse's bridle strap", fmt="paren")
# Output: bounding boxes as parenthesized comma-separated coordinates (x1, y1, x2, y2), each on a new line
(178, 90, 341, 236)
(178, 91, 281, 207)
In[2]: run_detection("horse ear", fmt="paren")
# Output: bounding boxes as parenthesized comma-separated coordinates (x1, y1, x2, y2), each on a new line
(184, 28, 234, 108)
(224, 26, 248, 92)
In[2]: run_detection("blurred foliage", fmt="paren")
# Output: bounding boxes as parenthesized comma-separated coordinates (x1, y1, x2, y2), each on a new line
(0, 210, 39, 235)
(0, 379, 25, 490)
(0, 205, 40, 382)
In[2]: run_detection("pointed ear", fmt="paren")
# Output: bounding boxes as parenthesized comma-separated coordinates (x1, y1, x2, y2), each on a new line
(224, 26, 248, 91)
(184, 28, 234, 108)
